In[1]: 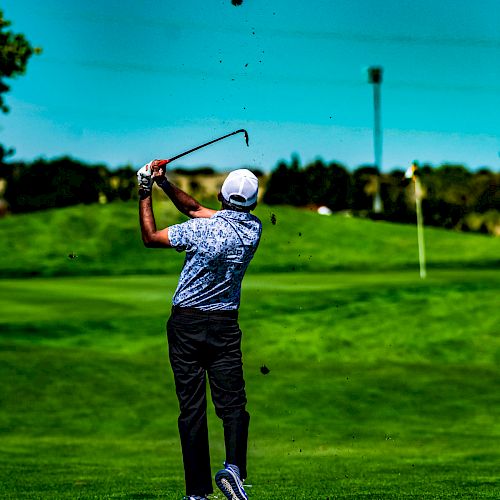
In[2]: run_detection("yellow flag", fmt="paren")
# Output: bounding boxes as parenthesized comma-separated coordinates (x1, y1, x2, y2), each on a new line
(404, 165, 415, 179)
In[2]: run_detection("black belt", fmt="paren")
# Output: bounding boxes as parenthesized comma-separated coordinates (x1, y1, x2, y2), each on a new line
(171, 305, 238, 319)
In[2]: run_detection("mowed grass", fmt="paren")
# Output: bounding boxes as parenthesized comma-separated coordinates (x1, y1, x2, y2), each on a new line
(0, 201, 499, 277)
(1, 270, 499, 498)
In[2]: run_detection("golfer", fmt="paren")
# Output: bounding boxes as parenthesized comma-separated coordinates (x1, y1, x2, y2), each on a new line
(137, 160, 262, 500)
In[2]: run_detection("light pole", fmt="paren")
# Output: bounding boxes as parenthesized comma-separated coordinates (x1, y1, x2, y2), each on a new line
(368, 66, 383, 213)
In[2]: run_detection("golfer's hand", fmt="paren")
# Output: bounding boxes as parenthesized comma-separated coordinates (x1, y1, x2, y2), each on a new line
(151, 160, 168, 182)
(151, 159, 170, 187)
(137, 162, 154, 191)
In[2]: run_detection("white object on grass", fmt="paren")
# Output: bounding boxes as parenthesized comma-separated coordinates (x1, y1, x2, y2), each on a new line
(317, 206, 332, 216)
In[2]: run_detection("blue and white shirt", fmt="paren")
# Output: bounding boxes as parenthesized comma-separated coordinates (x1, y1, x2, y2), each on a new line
(168, 210, 262, 311)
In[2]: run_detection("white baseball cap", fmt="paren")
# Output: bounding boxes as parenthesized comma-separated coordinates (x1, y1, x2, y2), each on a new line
(221, 169, 259, 207)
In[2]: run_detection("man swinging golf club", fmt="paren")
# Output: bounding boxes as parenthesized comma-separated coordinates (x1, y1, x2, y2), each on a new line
(137, 158, 261, 500)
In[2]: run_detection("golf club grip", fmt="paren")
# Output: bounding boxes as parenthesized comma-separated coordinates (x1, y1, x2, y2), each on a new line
(166, 129, 248, 164)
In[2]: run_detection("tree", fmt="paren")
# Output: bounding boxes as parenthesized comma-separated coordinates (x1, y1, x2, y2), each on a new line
(351, 165, 380, 211)
(379, 170, 414, 223)
(326, 162, 351, 211)
(0, 10, 39, 214)
(0, 143, 14, 164)
(104, 166, 137, 202)
(303, 159, 329, 205)
(0, 9, 38, 113)
(302, 159, 351, 210)
(263, 155, 306, 206)
(4, 157, 104, 213)
(421, 164, 471, 228)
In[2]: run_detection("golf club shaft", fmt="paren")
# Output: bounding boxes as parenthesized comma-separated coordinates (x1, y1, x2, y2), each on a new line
(157, 129, 249, 167)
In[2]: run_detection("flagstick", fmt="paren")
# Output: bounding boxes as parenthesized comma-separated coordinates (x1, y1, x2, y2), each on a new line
(414, 176, 427, 279)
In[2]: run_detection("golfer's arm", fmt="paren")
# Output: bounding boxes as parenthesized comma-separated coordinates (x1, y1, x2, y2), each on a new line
(156, 178, 216, 219)
(139, 190, 171, 248)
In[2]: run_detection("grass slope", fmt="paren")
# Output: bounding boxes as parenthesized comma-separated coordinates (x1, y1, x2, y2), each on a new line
(1, 270, 499, 498)
(0, 201, 499, 277)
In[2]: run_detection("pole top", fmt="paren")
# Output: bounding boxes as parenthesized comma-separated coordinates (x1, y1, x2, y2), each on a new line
(368, 66, 383, 84)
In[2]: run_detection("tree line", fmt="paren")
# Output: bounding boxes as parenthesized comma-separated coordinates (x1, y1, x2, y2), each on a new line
(0, 157, 138, 214)
(263, 155, 500, 235)
(0, 157, 224, 215)
(0, 154, 498, 235)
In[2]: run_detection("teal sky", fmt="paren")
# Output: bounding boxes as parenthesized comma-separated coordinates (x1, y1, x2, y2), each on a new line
(1, 0, 499, 172)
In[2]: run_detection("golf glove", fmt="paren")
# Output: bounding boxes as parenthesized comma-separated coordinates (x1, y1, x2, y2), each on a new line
(137, 162, 154, 191)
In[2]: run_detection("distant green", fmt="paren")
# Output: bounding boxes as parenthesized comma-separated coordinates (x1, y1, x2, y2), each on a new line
(0, 201, 498, 277)
(0, 202, 499, 498)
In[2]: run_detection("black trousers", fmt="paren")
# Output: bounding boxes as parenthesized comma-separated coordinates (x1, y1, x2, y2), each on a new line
(167, 306, 250, 496)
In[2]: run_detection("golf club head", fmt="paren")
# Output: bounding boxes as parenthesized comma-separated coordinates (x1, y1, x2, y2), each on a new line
(166, 129, 249, 165)
(233, 128, 249, 146)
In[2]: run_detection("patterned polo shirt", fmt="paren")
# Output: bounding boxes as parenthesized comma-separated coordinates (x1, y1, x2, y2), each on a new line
(168, 210, 262, 311)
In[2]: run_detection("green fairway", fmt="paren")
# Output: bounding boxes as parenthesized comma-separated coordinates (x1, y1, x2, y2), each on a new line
(1, 270, 499, 498)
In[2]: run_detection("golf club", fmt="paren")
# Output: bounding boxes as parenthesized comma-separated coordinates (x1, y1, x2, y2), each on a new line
(155, 129, 249, 168)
